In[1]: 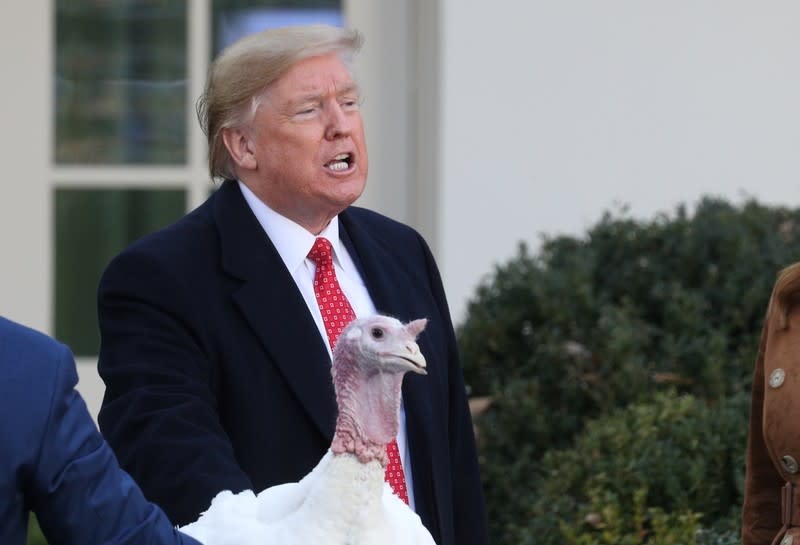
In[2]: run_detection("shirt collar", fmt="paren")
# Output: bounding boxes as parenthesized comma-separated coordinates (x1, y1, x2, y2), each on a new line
(238, 180, 346, 274)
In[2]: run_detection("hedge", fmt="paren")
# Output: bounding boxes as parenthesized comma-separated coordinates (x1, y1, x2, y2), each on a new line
(458, 197, 800, 544)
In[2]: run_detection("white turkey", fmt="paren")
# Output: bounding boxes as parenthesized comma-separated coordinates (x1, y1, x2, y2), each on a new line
(179, 314, 436, 545)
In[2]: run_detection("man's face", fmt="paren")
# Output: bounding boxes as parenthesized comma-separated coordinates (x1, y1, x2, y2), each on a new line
(243, 52, 368, 234)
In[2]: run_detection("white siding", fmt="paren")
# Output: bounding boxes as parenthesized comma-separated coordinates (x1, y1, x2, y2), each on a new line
(439, 0, 800, 322)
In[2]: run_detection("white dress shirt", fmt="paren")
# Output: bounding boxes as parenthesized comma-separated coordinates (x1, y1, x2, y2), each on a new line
(238, 181, 416, 509)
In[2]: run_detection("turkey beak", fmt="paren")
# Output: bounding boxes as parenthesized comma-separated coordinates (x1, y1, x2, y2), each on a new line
(401, 341, 427, 375)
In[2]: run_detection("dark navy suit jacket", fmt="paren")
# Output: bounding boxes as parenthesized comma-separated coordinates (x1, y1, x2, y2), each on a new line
(97, 180, 488, 545)
(0, 316, 199, 545)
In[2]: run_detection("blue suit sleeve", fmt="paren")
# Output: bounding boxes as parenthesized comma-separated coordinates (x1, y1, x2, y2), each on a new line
(29, 342, 202, 545)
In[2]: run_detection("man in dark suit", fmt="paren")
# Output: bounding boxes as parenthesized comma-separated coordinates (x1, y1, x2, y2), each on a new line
(97, 24, 487, 545)
(0, 316, 200, 545)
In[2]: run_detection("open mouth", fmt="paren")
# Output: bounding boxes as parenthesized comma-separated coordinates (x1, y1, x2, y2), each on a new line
(325, 153, 353, 172)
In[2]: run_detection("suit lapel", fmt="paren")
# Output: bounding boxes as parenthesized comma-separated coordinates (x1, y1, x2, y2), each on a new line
(214, 181, 337, 441)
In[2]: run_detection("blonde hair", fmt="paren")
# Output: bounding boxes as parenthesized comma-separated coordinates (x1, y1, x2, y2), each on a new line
(197, 24, 363, 181)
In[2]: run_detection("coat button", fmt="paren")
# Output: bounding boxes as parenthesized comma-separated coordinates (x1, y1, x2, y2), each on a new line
(781, 534, 793, 545)
(782, 455, 799, 474)
(770, 368, 786, 388)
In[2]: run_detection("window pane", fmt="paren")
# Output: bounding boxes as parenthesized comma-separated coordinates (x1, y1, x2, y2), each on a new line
(213, 0, 342, 55)
(55, 188, 186, 355)
(55, 1, 187, 164)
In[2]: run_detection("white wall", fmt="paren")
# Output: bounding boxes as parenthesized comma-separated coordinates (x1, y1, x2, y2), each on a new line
(439, 0, 800, 323)
(0, 3, 51, 333)
(347, 0, 415, 224)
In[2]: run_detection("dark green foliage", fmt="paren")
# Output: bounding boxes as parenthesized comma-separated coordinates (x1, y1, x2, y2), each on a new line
(525, 391, 747, 544)
(27, 514, 47, 545)
(458, 197, 800, 544)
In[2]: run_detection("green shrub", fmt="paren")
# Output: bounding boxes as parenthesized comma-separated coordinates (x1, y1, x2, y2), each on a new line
(28, 514, 47, 545)
(461, 198, 800, 401)
(520, 391, 747, 544)
(458, 198, 800, 544)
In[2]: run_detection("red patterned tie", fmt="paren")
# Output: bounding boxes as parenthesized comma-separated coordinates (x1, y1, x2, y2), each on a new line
(308, 237, 410, 504)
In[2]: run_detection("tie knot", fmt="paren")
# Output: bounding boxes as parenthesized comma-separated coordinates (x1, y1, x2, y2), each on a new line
(308, 237, 334, 267)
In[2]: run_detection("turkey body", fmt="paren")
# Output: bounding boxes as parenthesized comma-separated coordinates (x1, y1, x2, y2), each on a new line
(181, 451, 435, 545)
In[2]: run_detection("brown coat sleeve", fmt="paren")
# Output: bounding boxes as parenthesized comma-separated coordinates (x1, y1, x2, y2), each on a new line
(742, 319, 785, 545)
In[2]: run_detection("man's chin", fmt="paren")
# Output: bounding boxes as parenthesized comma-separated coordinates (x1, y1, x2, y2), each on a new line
(330, 177, 366, 201)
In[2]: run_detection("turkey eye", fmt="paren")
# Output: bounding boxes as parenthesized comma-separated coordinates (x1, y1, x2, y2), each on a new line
(371, 327, 384, 339)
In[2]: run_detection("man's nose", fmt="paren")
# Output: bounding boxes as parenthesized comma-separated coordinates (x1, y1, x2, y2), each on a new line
(324, 102, 351, 140)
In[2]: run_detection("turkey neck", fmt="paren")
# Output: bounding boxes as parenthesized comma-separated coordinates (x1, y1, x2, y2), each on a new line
(332, 359, 404, 466)
(301, 452, 385, 543)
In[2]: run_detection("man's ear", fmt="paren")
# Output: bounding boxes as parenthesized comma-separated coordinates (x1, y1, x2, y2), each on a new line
(222, 126, 257, 171)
